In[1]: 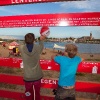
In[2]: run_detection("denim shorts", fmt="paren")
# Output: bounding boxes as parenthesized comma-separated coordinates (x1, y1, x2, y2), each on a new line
(55, 85, 76, 100)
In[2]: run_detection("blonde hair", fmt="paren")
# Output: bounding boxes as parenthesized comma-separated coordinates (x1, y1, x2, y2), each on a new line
(65, 44, 77, 58)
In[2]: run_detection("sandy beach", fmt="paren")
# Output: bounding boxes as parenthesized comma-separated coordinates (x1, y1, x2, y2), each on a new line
(0, 44, 100, 100)
(0, 44, 100, 61)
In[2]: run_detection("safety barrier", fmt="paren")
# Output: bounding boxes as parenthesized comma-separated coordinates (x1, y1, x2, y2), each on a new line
(0, 0, 100, 99)
(0, 57, 100, 100)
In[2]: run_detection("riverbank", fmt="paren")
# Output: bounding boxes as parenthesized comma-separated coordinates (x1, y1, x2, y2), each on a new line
(41, 48, 100, 61)
(0, 45, 100, 100)
(0, 45, 100, 61)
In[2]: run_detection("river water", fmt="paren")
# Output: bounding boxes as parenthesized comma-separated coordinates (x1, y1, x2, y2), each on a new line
(43, 42, 100, 53)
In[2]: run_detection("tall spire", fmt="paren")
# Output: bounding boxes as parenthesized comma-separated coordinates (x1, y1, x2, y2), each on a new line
(90, 31, 92, 40)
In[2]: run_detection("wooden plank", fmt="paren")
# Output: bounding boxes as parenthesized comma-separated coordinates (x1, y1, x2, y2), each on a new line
(76, 98, 94, 100)
(0, 74, 24, 85)
(0, 89, 25, 100)
(0, 89, 55, 100)
(0, 74, 100, 94)
(76, 81, 100, 94)
(0, 89, 97, 100)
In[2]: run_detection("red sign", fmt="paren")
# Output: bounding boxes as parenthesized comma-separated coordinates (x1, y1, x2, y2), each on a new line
(0, 57, 100, 74)
(0, 0, 79, 6)
(0, 12, 100, 27)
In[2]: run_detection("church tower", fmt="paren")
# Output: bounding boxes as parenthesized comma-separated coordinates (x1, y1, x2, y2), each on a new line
(90, 32, 92, 40)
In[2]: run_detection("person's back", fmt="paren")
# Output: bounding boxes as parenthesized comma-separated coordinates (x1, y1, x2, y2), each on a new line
(19, 33, 46, 100)
(52, 44, 82, 100)
(19, 33, 44, 81)
(56, 55, 81, 87)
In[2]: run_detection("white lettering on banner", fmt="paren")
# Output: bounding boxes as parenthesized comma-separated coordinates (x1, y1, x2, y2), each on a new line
(47, 66, 51, 69)
(20, 61, 24, 68)
(92, 66, 98, 74)
(12, 58, 20, 63)
(41, 79, 57, 85)
(11, 0, 15, 3)
(11, 0, 41, 4)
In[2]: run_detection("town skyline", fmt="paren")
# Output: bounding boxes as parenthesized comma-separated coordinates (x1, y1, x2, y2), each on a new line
(0, 0, 100, 39)
(0, 26, 100, 39)
(0, 31, 99, 40)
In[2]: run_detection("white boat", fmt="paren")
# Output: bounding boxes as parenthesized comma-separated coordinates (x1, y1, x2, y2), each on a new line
(53, 43, 65, 49)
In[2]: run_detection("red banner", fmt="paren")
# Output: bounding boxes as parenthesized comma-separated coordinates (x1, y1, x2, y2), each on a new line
(0, 74, 100, 94)
(0, 0, 83, 6)
(0, 12, 100, 27)
(0, 57, 100, 74)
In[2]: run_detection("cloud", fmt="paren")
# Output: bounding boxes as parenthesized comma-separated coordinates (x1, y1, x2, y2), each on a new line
(0, 6, 31, 15)
(59, 0, 100, 12)
(81, 26, 100, 31)
(0, 7, 17, 14)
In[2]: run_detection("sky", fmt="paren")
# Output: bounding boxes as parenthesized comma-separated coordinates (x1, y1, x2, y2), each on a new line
(0, 0, 100, 39)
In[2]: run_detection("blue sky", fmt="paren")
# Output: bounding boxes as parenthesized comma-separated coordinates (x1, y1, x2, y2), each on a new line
(0, 0, 100, 39)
